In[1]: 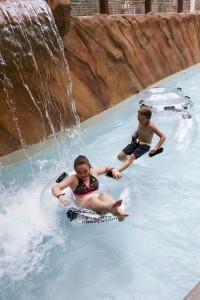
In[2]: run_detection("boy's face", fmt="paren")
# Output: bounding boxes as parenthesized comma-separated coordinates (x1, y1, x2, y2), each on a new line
(138, 113, 150, 125)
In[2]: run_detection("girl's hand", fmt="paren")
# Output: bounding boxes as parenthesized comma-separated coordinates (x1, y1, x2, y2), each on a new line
(58, 195, 71, 206)
(111, 168, 122, 180)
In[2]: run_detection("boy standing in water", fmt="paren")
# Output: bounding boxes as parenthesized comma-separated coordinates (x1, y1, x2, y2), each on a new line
(117, 106, 166, 172)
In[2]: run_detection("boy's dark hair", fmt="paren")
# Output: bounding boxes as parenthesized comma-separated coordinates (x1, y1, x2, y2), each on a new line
(138, 106, 152, 119)
(74, 155, 91, 169)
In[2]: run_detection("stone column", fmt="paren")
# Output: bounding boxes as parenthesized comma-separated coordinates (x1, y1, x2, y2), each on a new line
(100, 0, 109, 14)
(145, 0, 151, 13)
(177, 0, 183, 12)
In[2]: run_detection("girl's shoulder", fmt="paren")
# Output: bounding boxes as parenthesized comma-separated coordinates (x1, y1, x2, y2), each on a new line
(65, 174, 79, 190)
(90, 167, 98, 176)
(69, 173, 78, 180)
(64, 173, 78, 185)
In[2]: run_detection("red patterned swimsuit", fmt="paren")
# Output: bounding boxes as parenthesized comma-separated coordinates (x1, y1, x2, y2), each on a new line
(73, 174, 99, 196)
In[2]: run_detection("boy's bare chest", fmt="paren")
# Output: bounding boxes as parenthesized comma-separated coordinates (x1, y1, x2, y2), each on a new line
(138, 124, 152, 134)
(138, 124, 153, 141)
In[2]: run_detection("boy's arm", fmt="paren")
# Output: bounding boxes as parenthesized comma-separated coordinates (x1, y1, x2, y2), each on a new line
(131, 129, 139, 141)
(150, 123, 166, 153)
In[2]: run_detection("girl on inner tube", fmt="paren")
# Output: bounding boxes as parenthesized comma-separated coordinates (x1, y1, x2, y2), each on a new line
(52, 155, 129, 222)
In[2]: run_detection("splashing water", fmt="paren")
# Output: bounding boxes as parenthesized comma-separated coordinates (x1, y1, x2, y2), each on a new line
(0, 1, 84, 296)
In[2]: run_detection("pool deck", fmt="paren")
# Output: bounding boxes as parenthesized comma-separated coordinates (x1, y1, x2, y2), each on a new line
(184, 282, 200, 300)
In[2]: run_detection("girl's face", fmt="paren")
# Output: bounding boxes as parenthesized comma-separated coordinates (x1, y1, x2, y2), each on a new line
(138, 113, 150, 125)
(75, 163, 90, 181)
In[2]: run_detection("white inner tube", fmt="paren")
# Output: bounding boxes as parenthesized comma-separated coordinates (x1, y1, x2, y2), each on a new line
(40, 173, 136, 225)
(138, 87, 193, 111)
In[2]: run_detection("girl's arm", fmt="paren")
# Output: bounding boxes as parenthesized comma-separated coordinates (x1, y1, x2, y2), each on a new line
(92, 166, 122, 179)
(51, 175, 75, 206)
(150, 123, 166, 153)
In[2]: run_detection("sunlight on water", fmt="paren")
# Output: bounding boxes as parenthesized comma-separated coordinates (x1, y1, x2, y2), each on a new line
(1, 66, 200, 300)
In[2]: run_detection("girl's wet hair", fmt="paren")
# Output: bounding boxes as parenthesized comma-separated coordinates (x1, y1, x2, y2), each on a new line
(74, 155, 91, 169)
(138, 106, 152, 119)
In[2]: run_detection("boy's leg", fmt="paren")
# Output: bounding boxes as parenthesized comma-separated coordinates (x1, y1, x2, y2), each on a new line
(117, 144, 150, 172)
(117, 151, 127, 161)
(117, 154, 136, 172)
(117, 142, 137, 161)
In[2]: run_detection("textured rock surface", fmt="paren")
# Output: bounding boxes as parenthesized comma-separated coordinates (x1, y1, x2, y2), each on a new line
(46, 0, 71, 37)
(0, 0, 75, 156)
(64, 13, 200, 121)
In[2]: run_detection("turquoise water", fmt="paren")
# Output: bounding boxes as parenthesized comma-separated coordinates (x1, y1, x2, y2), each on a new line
(1, 65, 200, 300)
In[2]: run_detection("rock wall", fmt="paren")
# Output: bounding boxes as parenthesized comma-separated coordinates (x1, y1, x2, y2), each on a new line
(64, 13, 200, 121)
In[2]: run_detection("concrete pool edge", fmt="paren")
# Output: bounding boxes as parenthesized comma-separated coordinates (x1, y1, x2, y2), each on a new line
(184, 282, 200, 300)
(1, 62, 200, 167)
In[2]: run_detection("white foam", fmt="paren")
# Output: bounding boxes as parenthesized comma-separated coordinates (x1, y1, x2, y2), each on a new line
(0, 180, 65, 281)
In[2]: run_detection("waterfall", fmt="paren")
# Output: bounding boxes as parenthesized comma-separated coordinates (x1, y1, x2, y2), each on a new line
(0, 0, 84, 170)
(0, 0, 85, 294)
